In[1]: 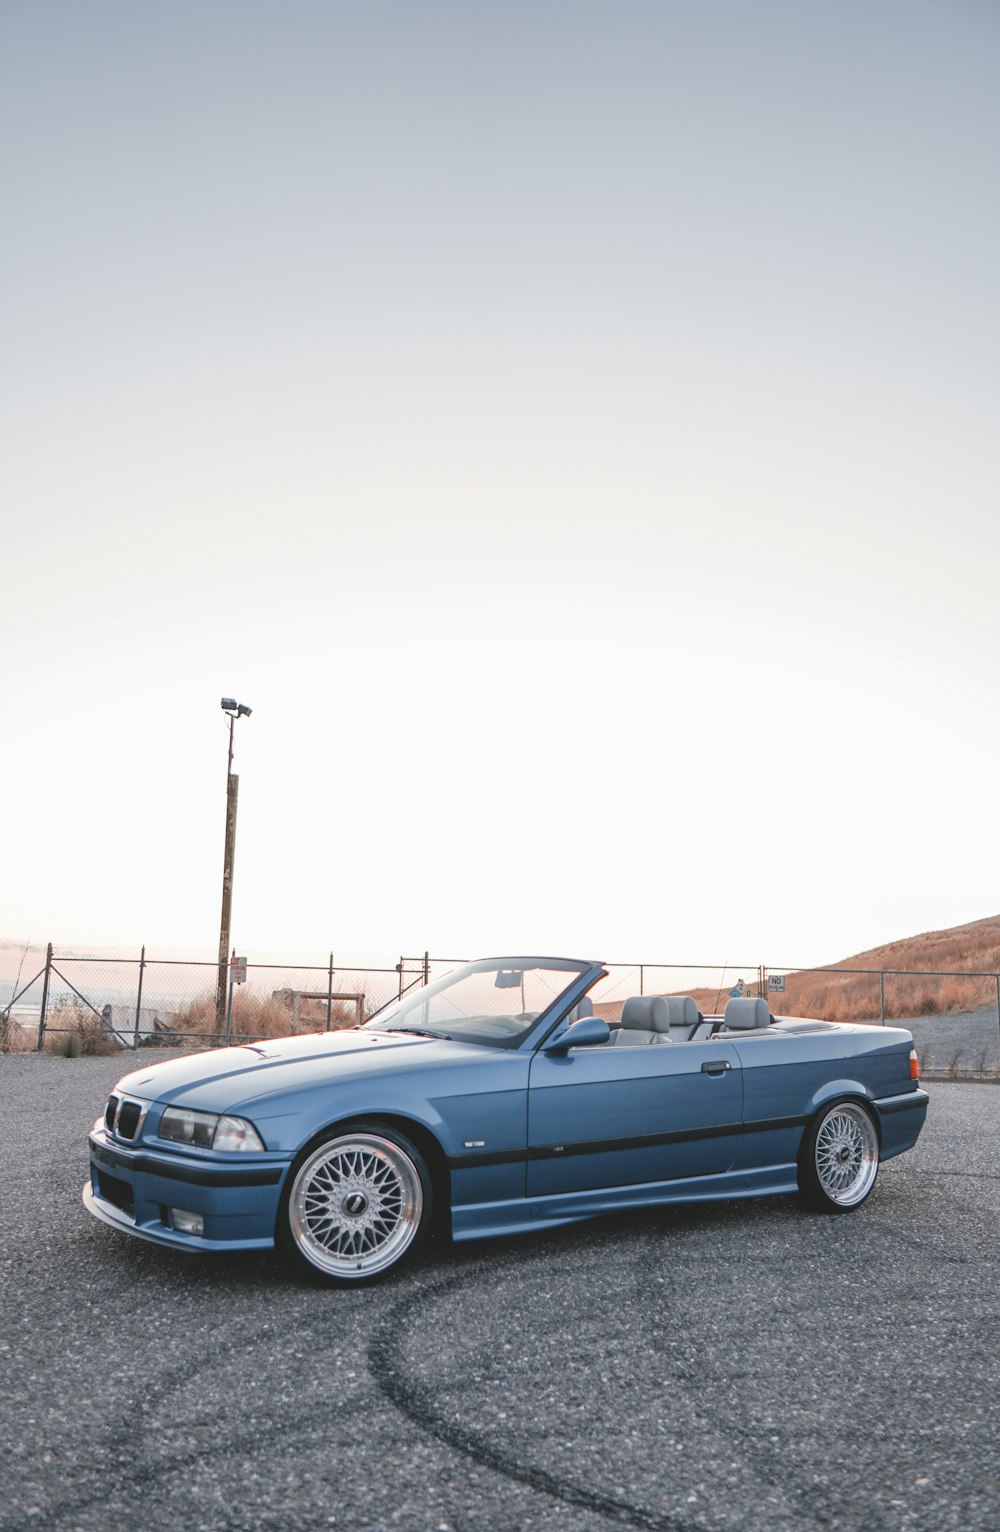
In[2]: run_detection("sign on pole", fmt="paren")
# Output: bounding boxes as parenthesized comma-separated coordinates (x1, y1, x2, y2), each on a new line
(231, 955, 248, 985)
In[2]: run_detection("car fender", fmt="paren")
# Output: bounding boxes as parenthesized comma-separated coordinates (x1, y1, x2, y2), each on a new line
(241, 1053, 531, 1164)
(805, 1078, 882, 1136)
(249, 1091, 450, 1158)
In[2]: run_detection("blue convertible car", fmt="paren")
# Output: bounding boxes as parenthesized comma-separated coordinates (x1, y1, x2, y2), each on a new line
(84, 956, 928, 1284)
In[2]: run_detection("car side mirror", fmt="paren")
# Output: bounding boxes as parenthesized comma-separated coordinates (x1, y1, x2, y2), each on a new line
(544, 1017, 611, 1054)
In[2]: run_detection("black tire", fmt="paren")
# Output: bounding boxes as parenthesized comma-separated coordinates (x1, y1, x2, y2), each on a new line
(278, 1121, 433, 1285)
(797, 1099, 880, 1214)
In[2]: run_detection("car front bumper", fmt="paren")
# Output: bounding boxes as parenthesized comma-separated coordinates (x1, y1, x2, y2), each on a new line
(84, 1126, 294, 1253)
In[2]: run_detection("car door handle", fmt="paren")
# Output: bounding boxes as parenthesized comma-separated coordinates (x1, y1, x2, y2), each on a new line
(701, 1060, 732, 1075)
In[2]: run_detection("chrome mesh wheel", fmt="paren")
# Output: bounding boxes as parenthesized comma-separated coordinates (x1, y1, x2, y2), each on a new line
(289, 1132, 424, 1278)
(813, 1103, 879, 1207)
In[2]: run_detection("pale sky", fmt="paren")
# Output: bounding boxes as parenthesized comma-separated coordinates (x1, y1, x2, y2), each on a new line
(2, 0, 998, 970)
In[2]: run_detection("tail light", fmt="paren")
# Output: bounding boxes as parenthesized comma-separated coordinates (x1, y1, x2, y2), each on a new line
(909, 1047, 919, 1081)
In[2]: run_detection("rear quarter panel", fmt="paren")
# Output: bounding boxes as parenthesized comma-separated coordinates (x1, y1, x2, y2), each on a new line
(731, 1023, 916, 1173)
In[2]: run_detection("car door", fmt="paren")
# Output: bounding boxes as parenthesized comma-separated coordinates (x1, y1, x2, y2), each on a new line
(526, 1039, 743, 1198)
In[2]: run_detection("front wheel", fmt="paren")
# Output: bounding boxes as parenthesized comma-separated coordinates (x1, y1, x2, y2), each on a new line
(280, 1125, 432, 1284)
(798, 1100, 880, 1213)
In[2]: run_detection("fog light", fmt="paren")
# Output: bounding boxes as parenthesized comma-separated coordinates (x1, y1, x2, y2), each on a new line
(171, 1208, 204, 1236)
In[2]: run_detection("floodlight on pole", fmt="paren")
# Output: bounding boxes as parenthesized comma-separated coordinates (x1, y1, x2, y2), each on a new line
(216, 697, 252, 1031)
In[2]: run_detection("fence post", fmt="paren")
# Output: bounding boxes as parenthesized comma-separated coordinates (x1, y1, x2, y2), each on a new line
(224, 952, 235, 1046)
(423, 951, 430, 987)
(326, 952, 333, 1032)
(132, 945, 146, 1050)
(397, 958, 404, 999)
(639, 965, 645, 996)
(879, 971, 886, 1025)
(35, 942, 53, 1051)
(34, 943, 53, 1054)
(995, 975, 999, 1058)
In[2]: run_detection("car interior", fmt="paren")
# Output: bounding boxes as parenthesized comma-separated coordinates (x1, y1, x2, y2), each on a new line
(569, 993, 775, 1044)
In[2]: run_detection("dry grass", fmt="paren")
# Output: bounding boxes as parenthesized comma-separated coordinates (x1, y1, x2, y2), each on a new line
(680, 970, 997, 1024)
(765, 971, 997, 1024)
(167, 989, 363, 1045)
(0, 1016, 33, 1053)
(42, 1001, 120, 1056)
(766, 917, 1000, 1022)
(677, 914, 1000, 1023)
(0, 941, 32, 1053)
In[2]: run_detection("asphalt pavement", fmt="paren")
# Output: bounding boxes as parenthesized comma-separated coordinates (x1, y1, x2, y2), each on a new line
(1, 1051, 997, 1532)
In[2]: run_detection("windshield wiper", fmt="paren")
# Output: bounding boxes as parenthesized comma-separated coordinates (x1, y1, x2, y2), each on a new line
(381, 1026, 452, 1041)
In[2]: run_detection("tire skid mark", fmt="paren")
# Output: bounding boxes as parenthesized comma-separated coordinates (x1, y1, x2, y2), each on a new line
(632, 1209, 986, 1532)
(630, 1227, 859, 1532)
(4, 1328, 255, 1532)
(6, 1398, 358, 1532)
(368, 1270, 700, 1532)
(5, 1299, 353, 1532)
(878, 1219, 975, 1267)
(907, 1168, 1000, 1180)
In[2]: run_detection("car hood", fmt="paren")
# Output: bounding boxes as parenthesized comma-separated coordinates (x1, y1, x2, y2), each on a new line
(115, 1029, 465, 1112)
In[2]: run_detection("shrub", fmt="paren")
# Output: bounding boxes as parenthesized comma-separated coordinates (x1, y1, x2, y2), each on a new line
(168, 988, 366, 1046)
(43, 1001, 120, 1056)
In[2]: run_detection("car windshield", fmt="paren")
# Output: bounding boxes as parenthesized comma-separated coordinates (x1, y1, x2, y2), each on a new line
(363, 958, 591, 1047)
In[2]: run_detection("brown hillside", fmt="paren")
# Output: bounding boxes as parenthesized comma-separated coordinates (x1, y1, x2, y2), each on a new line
(820, 914, 1000, 975)
(687, 915, 1000, 1023)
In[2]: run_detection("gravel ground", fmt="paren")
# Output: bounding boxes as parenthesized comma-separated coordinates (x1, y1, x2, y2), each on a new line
(1, 1052, 997, 1532)
(900, 1008, 1000, 1072)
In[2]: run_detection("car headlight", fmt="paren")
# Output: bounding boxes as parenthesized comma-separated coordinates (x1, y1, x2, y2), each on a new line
(158, 1107, 217, 1147)
(213, 1115, 265, 1152)
(158, 1107, 264, 1152)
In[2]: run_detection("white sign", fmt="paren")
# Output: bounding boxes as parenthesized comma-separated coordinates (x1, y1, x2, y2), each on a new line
(231, 956, 248, 985)
(768, 974, 786, 993)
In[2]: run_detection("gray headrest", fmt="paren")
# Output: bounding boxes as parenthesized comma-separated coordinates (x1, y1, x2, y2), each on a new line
(621, 996, 671, 1032)
(724, 997, 771, 1030)
(575, 996, 594, 1019)
(662, 996, 699, 1030)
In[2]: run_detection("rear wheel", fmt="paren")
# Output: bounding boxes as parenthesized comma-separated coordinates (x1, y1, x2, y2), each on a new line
(280, 1124, 432, 1284)
(798, 1100, 879, 1213)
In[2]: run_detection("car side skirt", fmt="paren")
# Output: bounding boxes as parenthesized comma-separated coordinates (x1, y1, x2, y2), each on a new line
(451, 1163, 800, 1242)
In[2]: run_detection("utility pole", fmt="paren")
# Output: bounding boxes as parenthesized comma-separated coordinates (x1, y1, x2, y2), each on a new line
(216, 698, 252, 1031)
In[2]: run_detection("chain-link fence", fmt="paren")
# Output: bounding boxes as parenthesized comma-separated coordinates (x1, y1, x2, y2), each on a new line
(0, 945, 444, 1054)
(587, 961, 766, 1021)
(2, 944, 998, 1073)
(763, 964, 1000, 1074)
